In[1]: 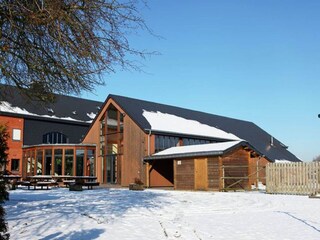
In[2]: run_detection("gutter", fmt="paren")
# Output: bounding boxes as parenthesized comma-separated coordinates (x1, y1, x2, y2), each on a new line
(147, 129, 152, 156)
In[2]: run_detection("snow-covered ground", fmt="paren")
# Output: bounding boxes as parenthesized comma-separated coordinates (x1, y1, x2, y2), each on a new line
(4, 188, 320, 240)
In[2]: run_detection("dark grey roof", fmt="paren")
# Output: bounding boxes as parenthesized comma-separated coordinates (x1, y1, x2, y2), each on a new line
(108, 94, 301, 162)
(0, 84, 102, 124)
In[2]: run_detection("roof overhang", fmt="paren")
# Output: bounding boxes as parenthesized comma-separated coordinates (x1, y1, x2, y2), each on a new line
(144, 129, 236, 142)
(23, 143, 96, 149)
(0, 111, 91, 126)
(144, 141, 267, 162)
(144, 150, 224, 161)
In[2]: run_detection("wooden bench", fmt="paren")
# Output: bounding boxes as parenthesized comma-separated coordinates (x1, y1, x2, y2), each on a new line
(32, 181, 52, 190)
(63, 180, 75, 187)
(20, 181, 51, 190)
(81, 182, 100, 190)
(20, 181, 32, 189)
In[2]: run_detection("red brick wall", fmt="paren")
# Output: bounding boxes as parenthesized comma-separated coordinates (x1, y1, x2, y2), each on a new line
(0, 116, 24, 174)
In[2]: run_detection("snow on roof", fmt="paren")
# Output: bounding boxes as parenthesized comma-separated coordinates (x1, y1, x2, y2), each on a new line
(1, 101, 33, 115)
(153, 141, 242, 157)
(142, 110, 241, 140)
(0, 101, 85, 123)
(86, 112, 96, 119)
(274, 159, 292, 163)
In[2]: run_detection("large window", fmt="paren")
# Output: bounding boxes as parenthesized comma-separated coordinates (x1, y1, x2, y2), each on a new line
(43, 132, 68, 144)
(76, 149, 85, 176)
(54, 149, 62, 175)
(45, 149, 52, 175)
(36, 150, 43, 175)
(87, 149, 95, 176)
(100, 104, 124, 183)
(155, 135, 180, 153)
(25, 151, 35, 176)
(65, 149, 74, 175)
(23, 146, 95, 177)
(155, 135, 213, 152)
(182, 138, 211, 146)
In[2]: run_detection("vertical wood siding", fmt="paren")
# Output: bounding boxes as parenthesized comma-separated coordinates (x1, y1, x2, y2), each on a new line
(194, 158, 208, 190)
(174, 159, 195, 190)
(222, 149, 250, 190)
(122, 115, 146, 186)
(266, 162, 320, 195)
(207, 157, 220, 190)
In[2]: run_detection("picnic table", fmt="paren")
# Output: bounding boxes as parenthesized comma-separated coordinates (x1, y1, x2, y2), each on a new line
(20, 175, 99, 190)
(3, 175, 21, 180)
(52, 175, 99, 190)
(73, 176, 99, 190)
(2, 175, 21, 190)
(26, 175, 55, 190)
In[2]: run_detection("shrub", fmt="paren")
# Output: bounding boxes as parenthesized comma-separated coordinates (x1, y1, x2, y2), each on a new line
(134, 178, 144, 185)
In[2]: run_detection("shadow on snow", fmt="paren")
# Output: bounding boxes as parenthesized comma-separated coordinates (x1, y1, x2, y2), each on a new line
(39, 228, 105, 240)
(4, 188, 171, 239)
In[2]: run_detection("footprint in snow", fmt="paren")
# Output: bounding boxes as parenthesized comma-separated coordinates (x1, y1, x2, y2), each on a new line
(174, 231, 181, 238)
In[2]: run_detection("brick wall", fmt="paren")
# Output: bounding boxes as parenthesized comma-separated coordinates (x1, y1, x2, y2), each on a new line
(0, 115, 24, 174)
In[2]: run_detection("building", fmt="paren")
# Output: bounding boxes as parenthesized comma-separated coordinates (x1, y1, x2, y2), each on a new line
(0, 85, 102, 176)
(1, 86, 301, 190)
(82, 94, 301, 189)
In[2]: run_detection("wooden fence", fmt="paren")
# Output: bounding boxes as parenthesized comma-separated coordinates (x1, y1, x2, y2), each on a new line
(266, 162, 320, 195)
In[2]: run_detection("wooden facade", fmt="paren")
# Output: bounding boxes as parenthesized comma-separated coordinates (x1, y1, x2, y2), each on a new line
(82, 98, 149, 186)
(174, 159, 194, 190)
(148, 146, 270, 191)
(122, 114, 146, 185)
(82, 98, 270, 190)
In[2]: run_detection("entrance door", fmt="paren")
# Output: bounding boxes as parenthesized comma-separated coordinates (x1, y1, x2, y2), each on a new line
(106, 155, 117, 183)
(194, 159, 207, 190)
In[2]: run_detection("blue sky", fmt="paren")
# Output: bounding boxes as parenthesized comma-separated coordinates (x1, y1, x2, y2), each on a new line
(83, 0, 320, 161)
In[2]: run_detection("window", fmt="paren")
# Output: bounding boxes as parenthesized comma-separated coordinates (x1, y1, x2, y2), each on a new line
(155, 135, 180, 153)
(36, 150, 43, 175)
(76, 149, 85, 176)
(43, 132, 68, 144)
(87, 149, 95, 176)
(12, 129, 21, 141)
(11, 159, 20, 171)
(155, 135, 214, 152)
(182, 137, 211, 146)
(45, 149, 52, 175)
(65, 149, 74, 176)
(54, 149, 63, 175)
(100, 104, 124, 183)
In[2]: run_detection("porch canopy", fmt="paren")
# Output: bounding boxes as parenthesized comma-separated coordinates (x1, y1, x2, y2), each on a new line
(144, 140, 263, 161)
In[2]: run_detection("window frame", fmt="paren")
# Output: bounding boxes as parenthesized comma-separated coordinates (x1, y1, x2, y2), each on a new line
(12, 128, 21, 141)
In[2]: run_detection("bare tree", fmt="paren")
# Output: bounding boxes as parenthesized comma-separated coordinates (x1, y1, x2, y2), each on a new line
(313, 155, 320, 162)
(0, 0, 152, 100)
(0, 124, 9, 240)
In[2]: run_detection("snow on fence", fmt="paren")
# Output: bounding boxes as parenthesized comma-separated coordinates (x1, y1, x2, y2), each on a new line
(266, 162, 320, 195)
